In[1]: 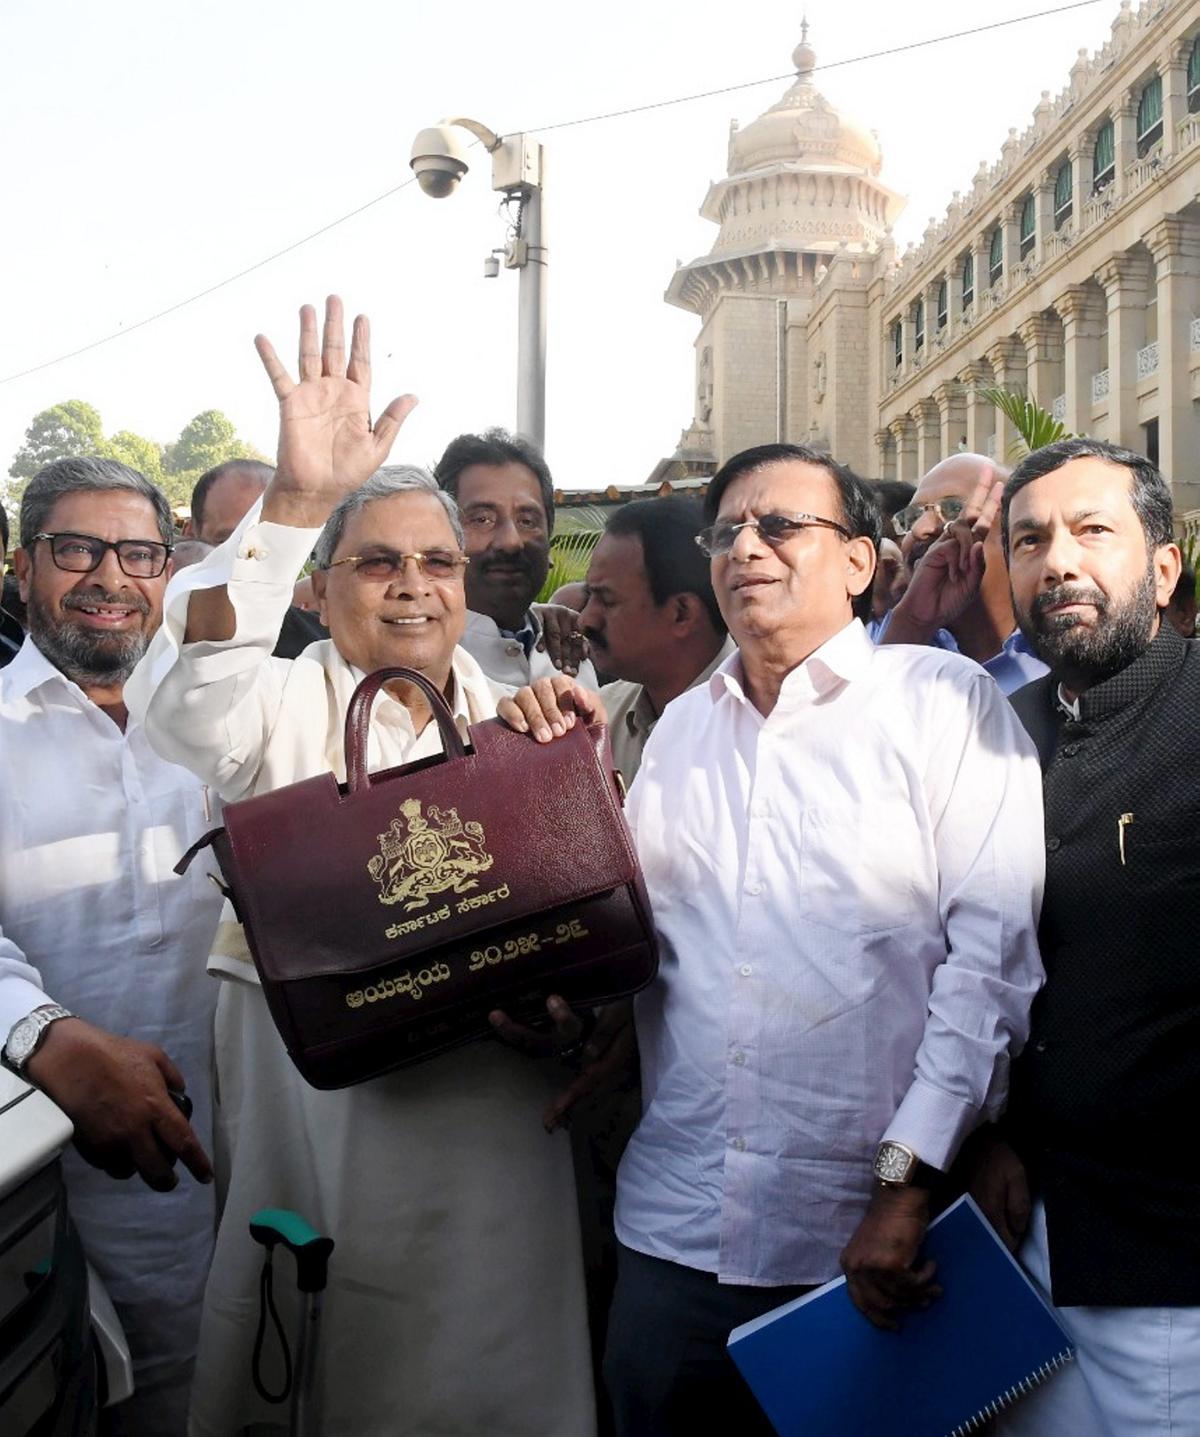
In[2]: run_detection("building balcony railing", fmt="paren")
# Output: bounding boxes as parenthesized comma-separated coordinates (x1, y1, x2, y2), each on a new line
(1190, 317, 1200, 352)
(1051, 394, 1067, 422)
(1045, 228, 1074, 261)
(1124, 150, 1164, 200)
(1137, 342, 1160, 381)
(1092, 369, 1110, 403)
(1080, 191, 1116, 234)
(1179, 115, 1200, 154)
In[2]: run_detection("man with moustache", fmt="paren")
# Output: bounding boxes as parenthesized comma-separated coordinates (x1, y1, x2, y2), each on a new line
(881, 453, 1047, 694)
(0, 457, 222, 1434)
(434, 428, 596, 686)
(602, 442, 1045, 1435)
(963, 438, 1200, 1436)
(580, 497, 733, 783)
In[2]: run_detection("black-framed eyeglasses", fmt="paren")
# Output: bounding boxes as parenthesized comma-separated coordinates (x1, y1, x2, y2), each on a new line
(695, 511, 852, 558)
(892, 497, 966, 536)
(323, 550, 470, 581)
(34, 531, 172, 579)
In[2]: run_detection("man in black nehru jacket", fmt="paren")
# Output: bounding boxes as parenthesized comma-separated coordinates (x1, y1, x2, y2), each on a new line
(973, 437, 1200, 1437)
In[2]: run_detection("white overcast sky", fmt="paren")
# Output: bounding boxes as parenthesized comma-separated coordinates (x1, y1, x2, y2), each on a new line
(0, 0, 1119, 493)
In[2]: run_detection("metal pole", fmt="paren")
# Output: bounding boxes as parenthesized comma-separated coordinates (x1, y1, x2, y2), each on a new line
(515, 148, 547, 450)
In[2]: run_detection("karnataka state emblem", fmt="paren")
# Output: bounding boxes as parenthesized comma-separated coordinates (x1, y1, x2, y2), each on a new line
(368, 798, 494, 910)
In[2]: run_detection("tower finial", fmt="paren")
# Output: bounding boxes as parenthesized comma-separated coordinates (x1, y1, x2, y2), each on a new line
(792, 17, 816, 77)
(801, 14, 809, 42)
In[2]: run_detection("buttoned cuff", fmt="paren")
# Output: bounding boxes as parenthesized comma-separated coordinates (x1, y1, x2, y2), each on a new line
(0, 976, 53, 1050)
(881, 1077, 978, 1173)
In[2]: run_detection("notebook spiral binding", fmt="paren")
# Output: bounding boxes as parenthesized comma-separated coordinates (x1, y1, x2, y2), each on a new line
(947, 1349, 1075, 1437)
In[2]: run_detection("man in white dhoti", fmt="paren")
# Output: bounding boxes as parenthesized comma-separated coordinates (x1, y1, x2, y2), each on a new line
(126, 297, 597, 1436)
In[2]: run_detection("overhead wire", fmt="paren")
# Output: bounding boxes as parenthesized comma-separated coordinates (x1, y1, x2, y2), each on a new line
(0, 0, 1105, 387)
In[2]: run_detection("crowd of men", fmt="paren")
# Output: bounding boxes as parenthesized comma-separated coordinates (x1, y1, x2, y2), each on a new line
(0, 294, 1196, 1437)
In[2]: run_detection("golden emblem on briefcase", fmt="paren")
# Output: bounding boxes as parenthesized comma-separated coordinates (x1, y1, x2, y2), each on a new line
(368, 798, 494, 910)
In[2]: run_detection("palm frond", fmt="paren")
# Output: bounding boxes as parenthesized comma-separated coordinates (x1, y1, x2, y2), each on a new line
(976, 386, 1072, 459)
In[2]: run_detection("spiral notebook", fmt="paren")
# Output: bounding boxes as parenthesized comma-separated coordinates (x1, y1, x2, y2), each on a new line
(727, 1195, 1074, 1437)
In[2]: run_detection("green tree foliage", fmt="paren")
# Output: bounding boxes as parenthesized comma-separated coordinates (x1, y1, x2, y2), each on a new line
(9, 400, 105, 481)
(5, 401, 268, 518)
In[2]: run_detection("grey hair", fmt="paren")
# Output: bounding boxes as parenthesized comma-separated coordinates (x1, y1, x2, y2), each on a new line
(19, 456, 174, 549)
(312, 466, 464, 569)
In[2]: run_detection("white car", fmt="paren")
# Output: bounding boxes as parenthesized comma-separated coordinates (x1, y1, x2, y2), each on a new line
(0, 1065, 132, 1434)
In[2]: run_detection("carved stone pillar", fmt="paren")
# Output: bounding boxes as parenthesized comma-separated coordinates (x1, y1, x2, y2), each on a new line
(1070, 136, 1093, 210)
(985, 337, 1028, 459)
(970, 233, 990, 314)
(934, 381, 968, 459)
(961, 359, 996, 456)
(1052, 284, 1107, 435)
(1163, 39, 1191, 159)
(874, 428, 895, 482)
(888, 415, 917, 483)
(1002, 200, 1024, 280)
(912, 398, 942, 477)
(1114, 92, 1139, 199)
(1034, 171, 1057, 266)
(1017, 313, 1065, 412)
(1145, 215, 1200, 510)
(1096, 251, 1149, 449)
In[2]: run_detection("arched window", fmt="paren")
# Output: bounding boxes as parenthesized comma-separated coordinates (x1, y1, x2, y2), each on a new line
(936, 279, 948, 330)
(1093, 119, 1115, 192)
(962, 253, 975, 308)
(914, 299, 925, 351)
(1137, 73, 1163, 156)
(989, 226, 1004, 286)
(1054, 159, 1073, 228)
(1019, 195, 1036, 259)
(893, 320, 903, 369)
(1189, 35, 1200, 113)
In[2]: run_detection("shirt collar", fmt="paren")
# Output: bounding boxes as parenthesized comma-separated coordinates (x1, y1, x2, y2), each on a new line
(1067, 619, 1185, 725)
(710, 618, 871, 708)
(1, 636, 79, 703)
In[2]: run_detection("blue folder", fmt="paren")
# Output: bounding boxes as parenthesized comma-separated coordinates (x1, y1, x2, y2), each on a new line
(727, 1195, 1074, 1437)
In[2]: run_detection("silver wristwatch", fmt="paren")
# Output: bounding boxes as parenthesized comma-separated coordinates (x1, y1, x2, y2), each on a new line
(3, 1004, 73, 1071)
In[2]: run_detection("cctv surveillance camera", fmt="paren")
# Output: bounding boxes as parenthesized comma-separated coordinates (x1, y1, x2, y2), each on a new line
(410, 125, 470, 198)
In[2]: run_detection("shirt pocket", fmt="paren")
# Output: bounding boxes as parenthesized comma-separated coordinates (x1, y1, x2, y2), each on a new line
(800, 802, 921, 934)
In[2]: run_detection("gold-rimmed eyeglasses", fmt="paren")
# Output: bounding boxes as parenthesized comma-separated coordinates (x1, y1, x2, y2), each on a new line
(322, 550, 470, 582)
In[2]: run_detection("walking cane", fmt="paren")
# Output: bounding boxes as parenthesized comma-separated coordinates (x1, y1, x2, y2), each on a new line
(248, 1208, 335, 1437)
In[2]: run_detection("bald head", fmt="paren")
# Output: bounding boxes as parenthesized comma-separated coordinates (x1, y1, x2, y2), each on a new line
(901, 453, 1010, 566)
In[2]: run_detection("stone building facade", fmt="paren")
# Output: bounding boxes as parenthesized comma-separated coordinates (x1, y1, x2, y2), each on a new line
(656, 0, 1200, 525)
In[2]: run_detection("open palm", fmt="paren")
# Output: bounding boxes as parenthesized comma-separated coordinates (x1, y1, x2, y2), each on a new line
(255, 296, 417, 507)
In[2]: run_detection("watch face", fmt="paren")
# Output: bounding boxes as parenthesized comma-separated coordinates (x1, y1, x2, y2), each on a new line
(875, 1142, 916, 1184)
(5, 1018, 39, 1066)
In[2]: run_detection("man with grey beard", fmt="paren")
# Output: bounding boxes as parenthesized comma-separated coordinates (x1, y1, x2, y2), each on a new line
(965, 438, 1200, 1436)
(0, 457, 222, 1435)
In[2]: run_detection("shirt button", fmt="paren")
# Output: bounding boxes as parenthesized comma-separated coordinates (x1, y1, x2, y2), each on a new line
(505, 643, 522, 657)
(1046, 836, 1061, 852)
(751, 800, 768, 818)
(732, 1051, 746, 1067)
(1061, 743, 1080, 758)
(745, 881, 762, 896)
(739, 964, 752, 977)
(732, 1136, 747, 1152)
(1035, 1040, 1047, 1053)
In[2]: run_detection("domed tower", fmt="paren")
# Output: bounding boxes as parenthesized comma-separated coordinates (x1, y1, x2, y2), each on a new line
(660, 24, 904, 475)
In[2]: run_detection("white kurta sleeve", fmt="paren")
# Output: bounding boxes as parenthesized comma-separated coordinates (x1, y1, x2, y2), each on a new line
(126, 499, 324, 801)
(882, 670, 1046, 1172)
(0, 928, 51, 1040)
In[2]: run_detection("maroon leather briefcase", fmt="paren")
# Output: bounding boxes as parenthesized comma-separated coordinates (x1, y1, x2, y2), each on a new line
(178, 666, 658, 1089)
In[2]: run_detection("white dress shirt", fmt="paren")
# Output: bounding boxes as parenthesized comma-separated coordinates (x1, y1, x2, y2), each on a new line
(615, 618, 1046, 1286)
(0, 638, 223, 1426)
(124, 503, 596, 1435)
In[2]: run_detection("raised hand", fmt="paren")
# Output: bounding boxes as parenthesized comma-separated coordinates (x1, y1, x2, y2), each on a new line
(883, 468, 1003, 643)
(256, 295, 418, 528)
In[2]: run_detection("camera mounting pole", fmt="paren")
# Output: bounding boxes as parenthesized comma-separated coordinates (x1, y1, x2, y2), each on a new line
(411, 119, 548, 452)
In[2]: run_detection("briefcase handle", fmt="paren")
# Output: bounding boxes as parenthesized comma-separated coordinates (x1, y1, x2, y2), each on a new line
(343, 666, 467, 794)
